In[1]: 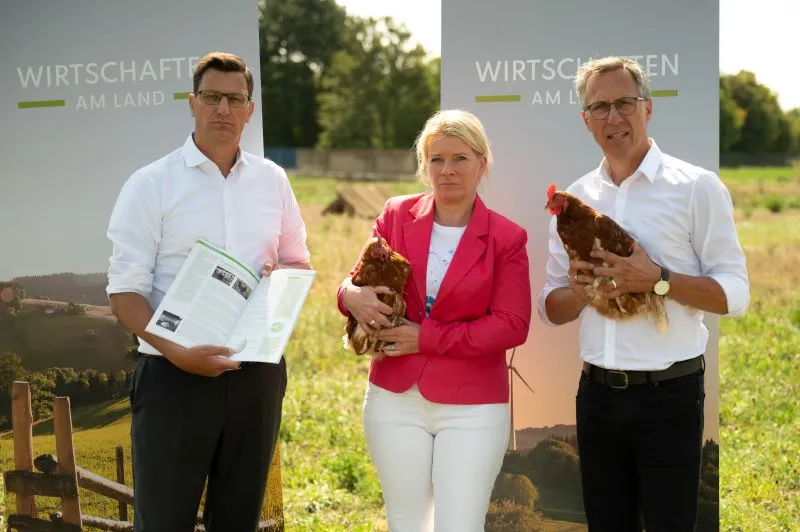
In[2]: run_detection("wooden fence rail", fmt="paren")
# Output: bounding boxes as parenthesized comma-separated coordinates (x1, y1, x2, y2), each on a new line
(3, 381, 283, 531)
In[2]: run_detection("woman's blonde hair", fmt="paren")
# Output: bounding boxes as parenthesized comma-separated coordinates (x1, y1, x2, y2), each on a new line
(413, 109, 492, 183)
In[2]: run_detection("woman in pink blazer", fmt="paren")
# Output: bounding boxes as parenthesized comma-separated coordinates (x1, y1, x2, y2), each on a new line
(337, 109, 531, 531)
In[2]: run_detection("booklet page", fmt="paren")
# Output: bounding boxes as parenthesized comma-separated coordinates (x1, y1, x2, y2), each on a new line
(145, 240, 259, 348)
(227, 269, 316, 363)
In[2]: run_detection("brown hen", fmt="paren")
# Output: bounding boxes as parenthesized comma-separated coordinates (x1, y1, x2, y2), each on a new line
(545, 183, 667, 332)
(343, 236, 412, 358)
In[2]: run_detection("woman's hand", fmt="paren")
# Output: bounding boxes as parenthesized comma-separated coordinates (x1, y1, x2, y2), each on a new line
(567, 258, 595, 302)
(376, 318, 421, 356)
(341, 278, 395, 331)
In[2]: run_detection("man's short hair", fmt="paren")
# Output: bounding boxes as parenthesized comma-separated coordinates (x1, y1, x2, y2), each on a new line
(574, 56, 652, 107)
(193, 52, 254, 98)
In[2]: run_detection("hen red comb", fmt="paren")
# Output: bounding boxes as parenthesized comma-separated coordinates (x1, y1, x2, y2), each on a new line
(546, 183, 557, 200)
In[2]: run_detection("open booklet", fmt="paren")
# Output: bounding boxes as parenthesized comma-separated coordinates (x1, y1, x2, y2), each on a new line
(145, 239, 316, 363)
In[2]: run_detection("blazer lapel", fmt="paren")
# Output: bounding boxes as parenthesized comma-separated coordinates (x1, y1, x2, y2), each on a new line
(402, 194, 435, 309)
(432, 196, 489, 309)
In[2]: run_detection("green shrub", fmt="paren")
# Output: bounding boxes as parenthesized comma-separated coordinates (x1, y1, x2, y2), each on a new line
(763, 194, 785, 213)
(491, 472, 539, 509)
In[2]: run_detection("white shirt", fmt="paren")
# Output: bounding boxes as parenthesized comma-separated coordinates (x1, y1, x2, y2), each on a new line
(537, 140, 749, 371)
(106, 134, 310, 355)
(425, 222, 466, 316)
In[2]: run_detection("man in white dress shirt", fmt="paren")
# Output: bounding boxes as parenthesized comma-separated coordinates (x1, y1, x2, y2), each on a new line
(538, 56, 749, 531)
(106, 52, 311, 532)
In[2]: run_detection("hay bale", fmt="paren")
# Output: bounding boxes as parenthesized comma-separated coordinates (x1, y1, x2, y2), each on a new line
(323, 184, 391, 219)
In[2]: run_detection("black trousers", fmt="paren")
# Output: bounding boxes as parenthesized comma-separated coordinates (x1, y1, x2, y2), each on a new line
(576, 368, 705, 532)
(129, 355, 287, 532)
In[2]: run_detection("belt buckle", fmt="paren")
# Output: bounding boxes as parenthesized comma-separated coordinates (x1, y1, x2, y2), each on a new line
(607, 370, 629, 390)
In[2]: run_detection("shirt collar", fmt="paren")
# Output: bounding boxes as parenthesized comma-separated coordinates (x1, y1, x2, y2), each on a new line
(596, 138, 662, 185)
(181, 134, 248, 170)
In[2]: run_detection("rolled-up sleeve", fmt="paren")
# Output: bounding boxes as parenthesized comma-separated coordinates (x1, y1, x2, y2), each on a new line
(277, 170, 311, 266)
(106, 172, 161, 298)
(537, 216, 570, 326)
(690, 173, 750, 317)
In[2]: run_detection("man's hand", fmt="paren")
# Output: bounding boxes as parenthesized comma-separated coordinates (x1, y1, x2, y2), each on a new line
(164, 344, 240, 377)
(109, 292, 241, 377)
(376, 319, 420, 356)
(591, 243, 661, 299)
(261, 263, 283, 277)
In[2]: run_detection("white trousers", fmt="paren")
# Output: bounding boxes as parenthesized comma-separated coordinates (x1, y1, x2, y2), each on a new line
(362, 382, 509, 532)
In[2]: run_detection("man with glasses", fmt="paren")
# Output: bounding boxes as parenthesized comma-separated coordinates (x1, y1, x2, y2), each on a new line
(538, 56, 749, 531)
(106, 52, 311, 531)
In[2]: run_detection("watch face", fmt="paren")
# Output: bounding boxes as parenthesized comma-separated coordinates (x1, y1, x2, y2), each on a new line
(654, 279, 670, 296)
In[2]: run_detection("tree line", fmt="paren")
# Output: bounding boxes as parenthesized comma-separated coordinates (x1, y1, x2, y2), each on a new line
(721, 71, 800, 155)
(0, 352, 133, 431)
(10, 273, 109, 307)
(258, 1, 799, 157)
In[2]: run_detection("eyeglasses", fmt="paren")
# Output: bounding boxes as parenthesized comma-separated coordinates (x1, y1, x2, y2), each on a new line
(195, 89, 251, 108)
(584, 96, 648, 120)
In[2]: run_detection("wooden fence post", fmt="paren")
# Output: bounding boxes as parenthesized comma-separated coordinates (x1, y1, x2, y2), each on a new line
(11, 381, 37, 517)
(54, 396, 82, 528)
(115, 446, 127, 521)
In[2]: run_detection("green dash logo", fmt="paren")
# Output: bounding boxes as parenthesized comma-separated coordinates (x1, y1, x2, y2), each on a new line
(475, 94, 521, 103)
(17, 100, 65, 109)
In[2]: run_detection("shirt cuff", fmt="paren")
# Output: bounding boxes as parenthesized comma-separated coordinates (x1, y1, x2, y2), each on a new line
(336, 283, 350, 316)
(106, 267, 153, 298)
(536, 285, 561, 327)
(707, 272, 750, 317)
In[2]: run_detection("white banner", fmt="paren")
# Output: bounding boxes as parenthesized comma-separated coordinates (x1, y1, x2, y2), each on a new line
(0, 0, 263, 280)
(441, 0, 720, 444)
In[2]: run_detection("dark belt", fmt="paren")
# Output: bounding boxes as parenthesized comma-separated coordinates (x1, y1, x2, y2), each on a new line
(582, 354, 705, 390)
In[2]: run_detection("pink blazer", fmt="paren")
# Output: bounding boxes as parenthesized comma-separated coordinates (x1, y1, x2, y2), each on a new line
(337, 193, 531, 405)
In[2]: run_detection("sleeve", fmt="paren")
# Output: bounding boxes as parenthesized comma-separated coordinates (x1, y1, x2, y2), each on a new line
(417, 228, 531, 358)
(690, 172, 750, 317)
(335, 201, 390, 316)
(276, 168, 311, 266)
(536, 215, 570, 326)
(105, 172, 161, 298)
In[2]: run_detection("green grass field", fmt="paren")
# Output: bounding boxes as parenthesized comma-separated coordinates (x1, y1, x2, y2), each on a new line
(718, 166, 799, 182)
(718, 210, 800, 530)
(719, 166, 800, 214)
(2, 167, 798, 531)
